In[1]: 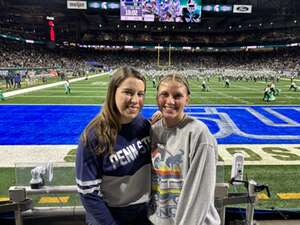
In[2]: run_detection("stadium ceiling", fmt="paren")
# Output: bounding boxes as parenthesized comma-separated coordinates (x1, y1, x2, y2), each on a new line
(0, 0, 300, 46)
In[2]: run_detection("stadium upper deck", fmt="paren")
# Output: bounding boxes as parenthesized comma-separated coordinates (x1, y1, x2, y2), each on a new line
(0, 0, 300, 46)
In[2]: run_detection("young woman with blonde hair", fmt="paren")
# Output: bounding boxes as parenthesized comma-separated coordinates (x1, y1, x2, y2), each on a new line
(150, 73, 220, 225)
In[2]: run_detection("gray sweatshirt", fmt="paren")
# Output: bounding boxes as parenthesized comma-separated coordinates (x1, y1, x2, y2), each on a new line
(149, 115, 220, 225)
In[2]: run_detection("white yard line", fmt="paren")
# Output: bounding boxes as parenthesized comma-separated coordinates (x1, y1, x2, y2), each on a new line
(206, 85, 252, 104)
(3, 73, 108, 98)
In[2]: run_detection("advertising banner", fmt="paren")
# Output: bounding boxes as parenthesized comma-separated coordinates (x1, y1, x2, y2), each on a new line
(233, 5, 252, 14)
(67, 1, 87, 9)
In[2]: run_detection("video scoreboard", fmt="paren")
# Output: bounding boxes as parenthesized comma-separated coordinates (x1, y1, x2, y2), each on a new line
(120, 0, 202, 22)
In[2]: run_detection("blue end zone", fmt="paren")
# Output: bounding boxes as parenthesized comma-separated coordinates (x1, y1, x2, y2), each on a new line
(0, 105, 300, 145)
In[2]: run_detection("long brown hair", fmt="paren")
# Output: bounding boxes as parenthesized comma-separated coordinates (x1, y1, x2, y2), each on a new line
(81, 66, 146, 155)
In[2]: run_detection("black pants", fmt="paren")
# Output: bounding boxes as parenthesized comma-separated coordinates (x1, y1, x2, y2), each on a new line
(110, 203, 152, 225)
(86, 202, 152, 225)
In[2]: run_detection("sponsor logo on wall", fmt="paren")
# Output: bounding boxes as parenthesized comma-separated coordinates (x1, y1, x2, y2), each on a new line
(233, 5, 252, 14)
(67, 1, 87, 9)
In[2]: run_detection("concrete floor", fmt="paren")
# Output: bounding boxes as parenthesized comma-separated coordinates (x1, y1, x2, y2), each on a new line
(257, 220, 300, 225)
(1, 217, 300, 225)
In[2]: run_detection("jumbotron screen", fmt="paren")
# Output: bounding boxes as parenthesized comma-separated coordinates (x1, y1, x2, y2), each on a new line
(120, 0, 202, 22)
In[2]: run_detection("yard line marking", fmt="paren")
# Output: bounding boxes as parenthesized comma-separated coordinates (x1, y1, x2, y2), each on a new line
(3, 73, 109, 98)
(38, 196, 70, 204)
(0, 197, 9, 201)
(277, 193, 300, 200)
(202, 86, 251, 104)
(257, 193, 270, 200)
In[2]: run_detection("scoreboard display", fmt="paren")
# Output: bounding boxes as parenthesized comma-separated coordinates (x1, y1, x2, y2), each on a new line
(120, 0, 202, 22)
(121, 0, 143, 21)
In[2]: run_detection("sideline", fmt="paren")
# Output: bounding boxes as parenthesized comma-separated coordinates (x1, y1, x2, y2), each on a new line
(3, 73, 108, 98)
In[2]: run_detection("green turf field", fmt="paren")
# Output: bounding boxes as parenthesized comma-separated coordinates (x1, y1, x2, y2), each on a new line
(1, 165, 299, 209)
(1, 73, 299, 105)
(0, 73, 299, 210)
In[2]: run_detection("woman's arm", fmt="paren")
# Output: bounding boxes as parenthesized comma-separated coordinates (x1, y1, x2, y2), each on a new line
(174, 141, 219, 225)
(76, 141, 118, 225)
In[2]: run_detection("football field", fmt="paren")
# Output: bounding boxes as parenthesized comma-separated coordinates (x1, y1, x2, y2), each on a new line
(0, 73, 299, 211)
(1, 73, 299, 105)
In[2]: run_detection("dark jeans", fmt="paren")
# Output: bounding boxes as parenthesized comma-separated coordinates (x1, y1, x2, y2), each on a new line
(86, 202, 152, 225)
(112, 203, 152, 225)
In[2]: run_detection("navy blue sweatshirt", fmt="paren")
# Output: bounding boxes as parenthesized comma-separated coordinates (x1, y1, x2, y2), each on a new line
(75, 114, 151, 225)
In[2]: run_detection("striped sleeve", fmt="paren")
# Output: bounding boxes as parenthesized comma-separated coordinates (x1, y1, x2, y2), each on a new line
(75, 140, 117, 225)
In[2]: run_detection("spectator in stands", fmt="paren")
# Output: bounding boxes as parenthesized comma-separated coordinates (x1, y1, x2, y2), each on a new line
(149, 73, 220, 225)
(75, 66, 153, 225)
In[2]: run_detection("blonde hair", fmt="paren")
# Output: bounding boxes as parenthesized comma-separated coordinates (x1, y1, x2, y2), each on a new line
(157, 73, 191, 95)
(81, 66, 146, 155)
